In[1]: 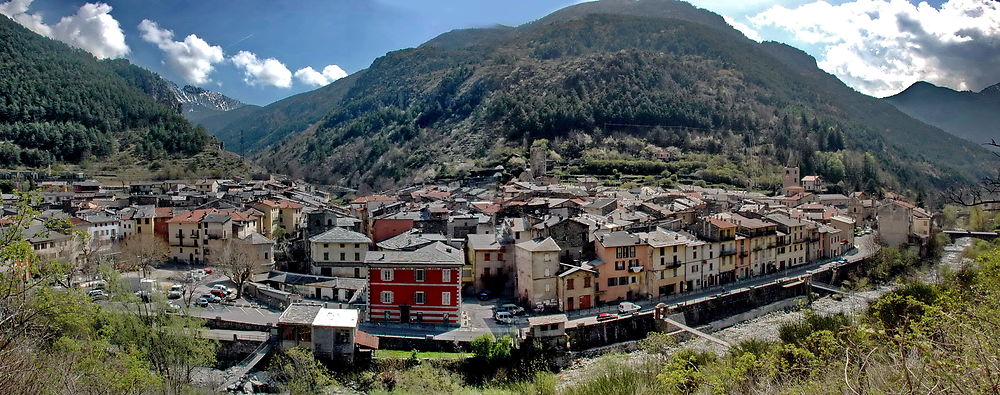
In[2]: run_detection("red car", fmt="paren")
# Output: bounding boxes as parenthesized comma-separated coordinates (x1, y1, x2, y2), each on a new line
(597, 313, 619, 321)
(203, 269, 213, 275)
(210, 289, 227, 298)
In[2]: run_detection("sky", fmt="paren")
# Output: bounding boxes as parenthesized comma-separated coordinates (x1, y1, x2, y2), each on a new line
(1, 0, 998, 105)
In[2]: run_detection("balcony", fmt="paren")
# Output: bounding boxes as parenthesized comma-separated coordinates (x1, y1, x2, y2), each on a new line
(720, 249, 737, 257)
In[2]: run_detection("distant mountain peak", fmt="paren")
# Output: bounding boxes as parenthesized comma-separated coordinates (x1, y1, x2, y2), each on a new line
(980, 82, 1000, 96)
(167, 82, 245, 112)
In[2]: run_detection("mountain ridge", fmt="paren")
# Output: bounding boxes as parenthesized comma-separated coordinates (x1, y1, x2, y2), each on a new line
(216, 0, 994, 195)
(884, 80, 1000, 148)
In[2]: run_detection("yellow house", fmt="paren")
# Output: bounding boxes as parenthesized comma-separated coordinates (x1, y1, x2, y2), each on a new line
(250, 200, 281, 237)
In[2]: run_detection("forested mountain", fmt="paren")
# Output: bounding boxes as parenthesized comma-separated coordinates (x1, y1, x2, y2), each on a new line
(0, 15, 211, 168)
(218, 0, 995, 194)
(884, 81, 1000, 148)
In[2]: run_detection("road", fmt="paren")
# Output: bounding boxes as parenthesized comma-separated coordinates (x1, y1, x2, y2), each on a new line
(169, 234, 878, 341)
(361, 234, 878, 339)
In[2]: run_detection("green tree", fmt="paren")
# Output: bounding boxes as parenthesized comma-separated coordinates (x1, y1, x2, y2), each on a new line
(268, 347, 335, 394)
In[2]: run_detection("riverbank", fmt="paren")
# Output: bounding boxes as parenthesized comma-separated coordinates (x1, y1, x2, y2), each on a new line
(557, 238, 973, 389)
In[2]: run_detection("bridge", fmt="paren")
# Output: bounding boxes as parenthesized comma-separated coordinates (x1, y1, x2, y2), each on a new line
(662, 317, 731, 349)
(810, 281, 847, 294)
(942, 230, 1000, 241)
(216, 336, 274, 393)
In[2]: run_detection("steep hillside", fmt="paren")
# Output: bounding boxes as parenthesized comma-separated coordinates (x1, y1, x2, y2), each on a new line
(233, 0, 995, 194)
(884, 81, 1000, 148)
(0, 14, 211, 167)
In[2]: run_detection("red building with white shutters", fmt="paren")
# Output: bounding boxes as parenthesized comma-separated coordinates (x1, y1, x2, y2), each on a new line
(366, 242, 463, 325)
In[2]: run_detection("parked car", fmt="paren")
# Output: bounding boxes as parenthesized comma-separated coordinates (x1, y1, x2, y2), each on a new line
(477, 291, 491, 301)
(195, 297, 209, 307)
(212, 284, 228, 292)
(203, 269, 213, 275)
(166, 303, 181, 313)
(167, 290, 182, 299)
(206, 294, 222, 303)
(618, 302, 641, 315)
(210, 289, 227, 298)
(170, 284, 184, 292)
(597, 313, 619, 321)
(495, 311, 514, 324)
(499, 303, 525, 315)
(88, 289, 109, 301)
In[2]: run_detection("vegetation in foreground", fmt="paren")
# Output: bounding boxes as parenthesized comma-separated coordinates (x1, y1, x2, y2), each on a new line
(276, 240, 997, 394)
(0, 193, 219, 394)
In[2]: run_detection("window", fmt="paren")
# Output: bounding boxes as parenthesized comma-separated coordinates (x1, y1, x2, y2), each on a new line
(355, 252, 361, 261)
(414, 291, 425, 304)
(630, 276, 636, 284)
(484, 267, 491, 276)
(615, 261, 625, 270)
(442, 269, 451, 282)
(323, 252, 329, 260)
(618, 276, 627, 284)
(498, 253, 504, 260)
(380, 291, 393, 304)
(381, 269, 394, 281)
(567, 279, 575, 290)
(415, 269, 425, 282)
(442, 292, 451, 306)
(340, 243, 345, 248)
(355, 243, 361, 248)
(324, 243, 329, 248)
(485, 253, 491, 261)
(340, 252, 345, 261)
(608, 278, 617, 286)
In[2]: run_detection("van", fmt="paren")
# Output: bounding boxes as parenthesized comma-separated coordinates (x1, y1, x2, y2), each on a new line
(618, 302, 641, 315)
(495, 311, 513, 324)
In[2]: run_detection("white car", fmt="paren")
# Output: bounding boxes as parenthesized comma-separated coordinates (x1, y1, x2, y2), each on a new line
(618, 302, 641, 315)
(495, 311, 514, 324)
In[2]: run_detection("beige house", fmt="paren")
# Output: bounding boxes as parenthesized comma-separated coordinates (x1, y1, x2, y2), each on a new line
(466, 233, 509, 292)
(556, 262, 597, 311)
(166, 209, 271, 268)
(644, 230, 687, 297)
(515, 237, 562, 308)
(309, 227, 372, 278)
(766, 214, 809, 269)
(249, 200, 281, 237)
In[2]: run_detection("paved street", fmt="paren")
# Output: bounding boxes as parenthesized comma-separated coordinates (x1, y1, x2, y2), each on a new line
(164, 234, 877, 341)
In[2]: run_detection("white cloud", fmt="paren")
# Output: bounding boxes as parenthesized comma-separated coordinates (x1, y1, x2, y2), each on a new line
(231, 50, 292, 88)
(138, 19, 224, 85)
(294, 64, 348, 87)
(0, 0, 128, 58)
(749, 0, 1000, 97)
(0, 0, 50, 36)
(723, 15, 762, 42)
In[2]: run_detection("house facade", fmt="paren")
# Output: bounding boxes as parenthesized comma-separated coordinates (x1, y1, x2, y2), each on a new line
(366, 242, 463, 325)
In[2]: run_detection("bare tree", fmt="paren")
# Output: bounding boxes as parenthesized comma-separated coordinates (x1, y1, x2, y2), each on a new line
(946, 139, 1000, 207)
(219, 240, 257, 299)
(117, 233, 169, 278)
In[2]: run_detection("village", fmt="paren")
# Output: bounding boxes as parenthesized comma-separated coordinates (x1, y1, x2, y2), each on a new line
(3, 159, 937, 389)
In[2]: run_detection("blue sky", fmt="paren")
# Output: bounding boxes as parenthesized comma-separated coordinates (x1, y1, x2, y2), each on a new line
(2, 0, 998, 104)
